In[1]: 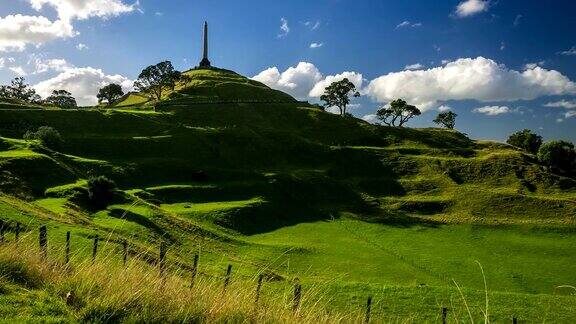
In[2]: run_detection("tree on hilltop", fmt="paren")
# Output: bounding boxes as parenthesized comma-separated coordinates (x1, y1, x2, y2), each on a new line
(507, 129, 543, 154)
(97, 84, 124, 106)
(320, 78, 360, 116)
(433, 111, 457, 129)
(134, 61, 182, 101)
(376, 99, 421, 127)
(45, 90, 77, 109)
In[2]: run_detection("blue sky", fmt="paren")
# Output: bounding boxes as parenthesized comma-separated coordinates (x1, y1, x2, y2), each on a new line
(1, 0, 575, 142)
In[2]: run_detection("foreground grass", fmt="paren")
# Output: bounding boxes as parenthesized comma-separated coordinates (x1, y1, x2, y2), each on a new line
(0, 226, 574, 323)
(0, 241, 359, 323)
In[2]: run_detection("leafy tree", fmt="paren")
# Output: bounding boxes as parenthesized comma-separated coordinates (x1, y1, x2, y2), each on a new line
(134, 61, 181, 101)
(376, 99, 421, 127)
(10, 77, 39, 102)
(23, 126, 63, 150)
(537, 141, 576, 174)
(0, 77, 41, 103)
(320, 78, 360, 116)
(0, 85, 11, 98)
(507, 129, 543, 154)
(45, 90, 77, 109)
(97, 84, 124, 106)
(87, 176, 117, 208)
(433, 111, 457, 129)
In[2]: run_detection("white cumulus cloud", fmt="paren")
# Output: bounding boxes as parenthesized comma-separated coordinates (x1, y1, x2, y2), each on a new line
(309, 71, 363, 97)
(365, 57, 576, 112)
(34, 67, 133, 106)
(0, 0, 136, 52)
(253, 63, 362, 100)
(473, 105, 510, 116)
(310, 42, 323, 49)
(0, 14, 75, 52)
(29, 0, 138, 21)
(438, 105, 452, 112)
(455, 0, 489, 18)
(252, 62, 322, 99)
(76, 43, 88, 50)
(544, 100, 576, 109)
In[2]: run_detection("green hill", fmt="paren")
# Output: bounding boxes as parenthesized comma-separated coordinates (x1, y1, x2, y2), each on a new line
(112, 68, 297, 109)
(0, 69, 575, 322)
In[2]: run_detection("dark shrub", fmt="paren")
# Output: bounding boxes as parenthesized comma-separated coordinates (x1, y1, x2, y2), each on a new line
(23, 126, 63, 150)
(507, 129, 543, 154)
(537, 141, 576, 174)
(87, 176, 117, 208)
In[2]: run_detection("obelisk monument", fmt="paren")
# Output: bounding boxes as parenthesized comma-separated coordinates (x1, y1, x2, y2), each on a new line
(199, 21, 211, 68)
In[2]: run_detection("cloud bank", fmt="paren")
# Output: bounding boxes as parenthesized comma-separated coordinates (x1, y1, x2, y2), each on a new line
(34, 67, 133, 106)
(365, 57, 576, 111)
(0, 0, 137, 52)
(252, 62, 363, 100)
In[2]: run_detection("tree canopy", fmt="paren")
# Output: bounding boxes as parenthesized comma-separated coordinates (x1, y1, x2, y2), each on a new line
(433, 111, 457, 129)
(45, 90, 77, 109)
(507, 129, 543, 154)
(376, 99, 421, 127)
(97, 84, 125, 106)
(537, 140, 576, 174)
(320, 78, 360, 116)
(0, 77, 42, 104)
(134, 61, 181, 101)
(23, 126, 63, 150)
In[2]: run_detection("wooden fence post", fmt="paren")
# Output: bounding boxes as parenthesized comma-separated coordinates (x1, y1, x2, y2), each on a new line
(123, 240, 128, 266)
(293, 279, 302, 314)
(39, 225, 47, 258)
(512, 318, 518, 324)
(190, 254, 199, 288)
(15, 222, 20, 242)
(223, 264, 232, 291)
(442, 307, 448, 324)
(255, 274, 264, 305)
(65, 231, 71, 264)
(223, 264, 232, 289)
(92, 235, 99, 263)
(159, 242, 166, 276)
(364, 296, 372, 324)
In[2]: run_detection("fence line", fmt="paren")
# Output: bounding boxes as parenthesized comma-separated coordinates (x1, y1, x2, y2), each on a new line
(0, 221, 526, 323)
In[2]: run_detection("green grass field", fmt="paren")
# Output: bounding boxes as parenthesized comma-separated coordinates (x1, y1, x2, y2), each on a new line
(0, 69, 574, 322)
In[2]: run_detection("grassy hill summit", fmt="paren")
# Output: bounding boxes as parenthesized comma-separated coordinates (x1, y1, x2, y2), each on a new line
(0, 59, 575, 321)
(114, 68, 298, 109)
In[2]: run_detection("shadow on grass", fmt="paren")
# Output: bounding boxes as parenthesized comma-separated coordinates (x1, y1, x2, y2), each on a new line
(354, 208, 442, 228)
(108, 208, 168, 237)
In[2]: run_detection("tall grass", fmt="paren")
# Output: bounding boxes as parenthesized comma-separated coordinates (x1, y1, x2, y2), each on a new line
(0, 240, 363, 323)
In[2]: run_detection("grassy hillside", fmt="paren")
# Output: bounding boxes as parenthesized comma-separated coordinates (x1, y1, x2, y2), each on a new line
(0, 70, 574, 322)
(112, 68, 297, 109)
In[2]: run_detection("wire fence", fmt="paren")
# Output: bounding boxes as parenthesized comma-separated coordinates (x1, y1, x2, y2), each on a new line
(0, 221, 525, 323)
